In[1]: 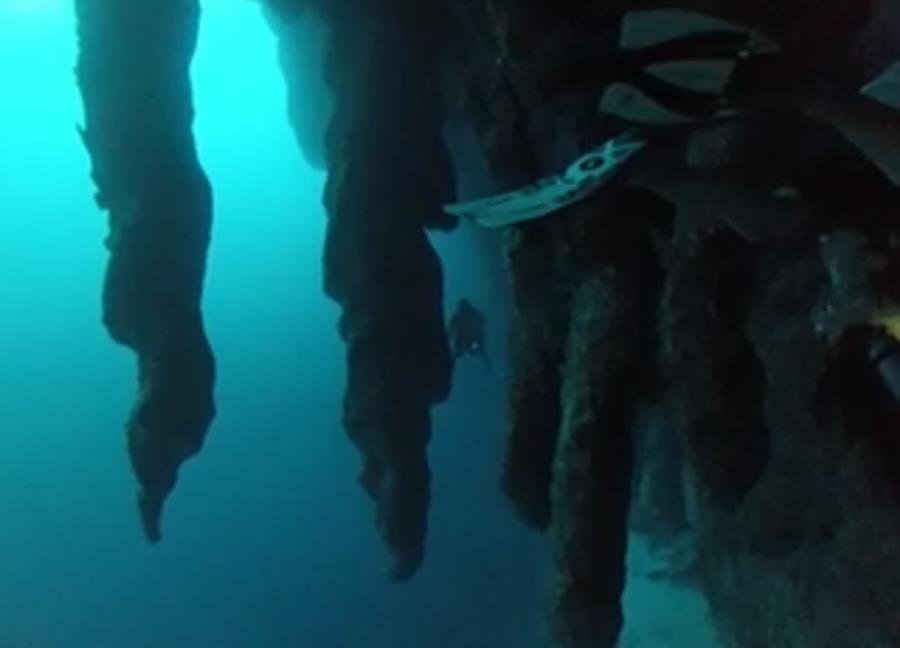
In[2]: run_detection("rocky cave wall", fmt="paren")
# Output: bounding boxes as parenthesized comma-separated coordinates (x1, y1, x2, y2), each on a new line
(447, 2, 900, 647)
(74, 1, 900, 647)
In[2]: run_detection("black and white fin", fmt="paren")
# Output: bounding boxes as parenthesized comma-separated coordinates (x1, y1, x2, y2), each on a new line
(862, 61, 900, 110)
(620, 9, 778, 54)
(644, 58, 737, 95)
(599, 82, 739, 126)
(443, 133, 647, 228)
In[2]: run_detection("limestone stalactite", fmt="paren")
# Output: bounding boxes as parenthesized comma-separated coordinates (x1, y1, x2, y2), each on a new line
(500, 188, 669, 646)
(75, 0, 215, 542)
(264, 2, 332, 169)
(314, 0, 457, 581)
(71, 1, 900, 646)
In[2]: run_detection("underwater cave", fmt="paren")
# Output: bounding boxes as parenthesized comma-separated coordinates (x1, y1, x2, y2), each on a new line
(3, 0, 900, 646)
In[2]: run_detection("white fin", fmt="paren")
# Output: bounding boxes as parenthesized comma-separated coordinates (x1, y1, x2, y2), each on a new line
(861, 61, 900, 110)
(622, 9, 752, 49)
(443, 134, 647, 228)
(599, 82, 698, 126)
(645, 58, 737, 94)
(621, 9, 779, 54)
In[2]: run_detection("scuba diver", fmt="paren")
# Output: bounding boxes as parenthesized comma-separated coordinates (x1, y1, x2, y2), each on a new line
(448, 298, 489, 370)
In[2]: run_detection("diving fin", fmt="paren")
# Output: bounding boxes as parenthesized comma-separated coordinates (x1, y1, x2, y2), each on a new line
(861, 61, 900, 110)
(604, 11, 776, 127)
(601, 82, 702, 126)
(620, 9, 779, 54)
(599, 81, 739, 127)
(444, 132, 647, 228)
(644, 58, 737, 95)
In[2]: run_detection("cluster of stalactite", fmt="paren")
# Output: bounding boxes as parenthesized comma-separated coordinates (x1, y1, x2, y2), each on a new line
(452, 1, 900, 647)
(75, 0, 458, 584)
(74, 0, 900, 646)
(502, 190, 669, 646)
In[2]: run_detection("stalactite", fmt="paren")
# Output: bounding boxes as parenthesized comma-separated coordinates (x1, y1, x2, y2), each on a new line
(263, 1, 332, 169)
(497, 185, 669, 647)
(75, 0, 215, 542)
(309, 0, 457, 581)
(659, 229, 768, 512)
(501, 223, 567, 531)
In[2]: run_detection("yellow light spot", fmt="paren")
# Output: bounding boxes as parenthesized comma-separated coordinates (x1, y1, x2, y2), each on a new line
(871, 312, 900, 341)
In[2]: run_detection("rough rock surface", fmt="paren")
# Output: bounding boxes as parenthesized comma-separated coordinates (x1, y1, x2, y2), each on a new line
(449, 2, 900, 646)
(271, 0, 458, 581)
(74, 1, 900, 646)
(75, 0, 215, 542)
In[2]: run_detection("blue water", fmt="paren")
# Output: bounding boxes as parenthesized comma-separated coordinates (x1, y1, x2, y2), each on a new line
(0, 2, 547, 646)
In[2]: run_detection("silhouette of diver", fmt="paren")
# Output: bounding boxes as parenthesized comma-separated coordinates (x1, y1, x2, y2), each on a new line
(448, 298, 489, 370)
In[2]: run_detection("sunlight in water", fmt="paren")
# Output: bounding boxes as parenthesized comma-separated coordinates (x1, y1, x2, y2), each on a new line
(6, 0, 62, 14)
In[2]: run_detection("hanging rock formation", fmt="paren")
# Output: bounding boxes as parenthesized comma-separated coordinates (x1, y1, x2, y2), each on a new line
(74, 0, 900, 646)
(289, 0, 457, 581)
(75, 0, 215, 543)
(264, 2, 332, 169)
(448, 1, 900, 646)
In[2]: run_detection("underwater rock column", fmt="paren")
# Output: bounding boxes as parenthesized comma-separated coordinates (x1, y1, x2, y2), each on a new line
(549, 192, 666, 648)
(501, 189, 667, 647)
(630, 401, 688, 539)
(75, 0, 215, 542)
(314, 0, 456, 581)
(548, 272, 636, 648)
(263, 2, 332, 169)
(658, 231, 768, 513)
(500, 222, 567, 531)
